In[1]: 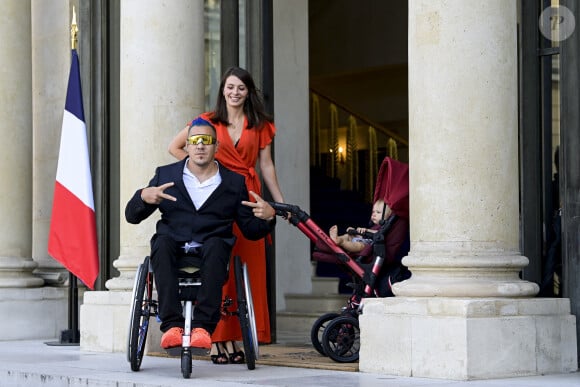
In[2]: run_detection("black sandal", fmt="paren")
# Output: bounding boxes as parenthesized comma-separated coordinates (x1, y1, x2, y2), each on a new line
(210, 343, 229, 364)
(228, 350, 245, 364)
(223, 341, 245, 364)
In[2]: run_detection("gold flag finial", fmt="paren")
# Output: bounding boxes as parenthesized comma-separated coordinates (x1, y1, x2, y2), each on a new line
(71, 6, 78, 50)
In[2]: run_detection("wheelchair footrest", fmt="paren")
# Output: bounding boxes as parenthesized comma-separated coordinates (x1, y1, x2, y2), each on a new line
(165, 346, 209, 357)
(165, 347, 182, 357)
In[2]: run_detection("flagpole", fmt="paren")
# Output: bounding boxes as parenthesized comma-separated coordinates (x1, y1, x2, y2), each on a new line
(46, 6, 81, 347)
(71, 8, 78, 50)
(65, 273, 80, 343)
(46, 273, 80, 345)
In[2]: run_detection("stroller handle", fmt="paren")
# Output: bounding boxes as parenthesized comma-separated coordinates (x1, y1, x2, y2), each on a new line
(268, 201, 309, 223)
(345, 215, 398, 245)
(268, 201, 300, 215)
(346, 228, 374, 239)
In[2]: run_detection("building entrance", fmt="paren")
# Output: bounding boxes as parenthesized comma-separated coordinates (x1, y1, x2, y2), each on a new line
(520, 0, 580, 363)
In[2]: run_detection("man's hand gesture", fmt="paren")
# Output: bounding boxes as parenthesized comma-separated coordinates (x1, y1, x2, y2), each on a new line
(140, 182, 177, 204)
(242, 191, 276, 221)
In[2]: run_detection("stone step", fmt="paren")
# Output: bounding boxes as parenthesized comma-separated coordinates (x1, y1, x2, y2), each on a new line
(276, 311, 328, 340)
(311, 276, 340, 294)
(283, 292, 347, 314)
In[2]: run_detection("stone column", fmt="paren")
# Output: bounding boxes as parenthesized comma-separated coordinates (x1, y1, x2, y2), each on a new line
(398, 2, 534, 299)
(0, 0, 42, 289)
(0, 0, 69, 342)
(30, 0, 71, 286)
(272, 0, 312, 310)
(81, 0, 205, 352)
(359, 0, 577, 379)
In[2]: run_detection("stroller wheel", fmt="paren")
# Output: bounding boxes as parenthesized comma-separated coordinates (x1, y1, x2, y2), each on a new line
(310, 313, 340, 356)
(321, 315, 360, 363)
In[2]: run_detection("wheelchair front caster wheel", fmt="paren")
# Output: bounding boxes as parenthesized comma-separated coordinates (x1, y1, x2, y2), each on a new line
(181, 350, 192, 379)
(321, 315, 360, 363)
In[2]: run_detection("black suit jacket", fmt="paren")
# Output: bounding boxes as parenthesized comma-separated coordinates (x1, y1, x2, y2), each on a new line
(125, 159, 275, 247)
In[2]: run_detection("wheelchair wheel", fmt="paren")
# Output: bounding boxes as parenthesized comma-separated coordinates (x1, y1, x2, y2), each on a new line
(181, 349, 192, 379)
(321, 315, 360, 363)
(234, 256, 257, 370)
(242, 261, 259, 360)
(128, 257, 153, 371)
(310, 312, 340, 356)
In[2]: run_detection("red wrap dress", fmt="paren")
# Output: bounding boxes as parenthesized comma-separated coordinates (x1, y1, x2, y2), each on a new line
(200, 112, 274, 344)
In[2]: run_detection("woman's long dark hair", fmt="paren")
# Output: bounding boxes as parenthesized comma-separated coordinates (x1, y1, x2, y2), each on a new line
(210, 67, 273, 129)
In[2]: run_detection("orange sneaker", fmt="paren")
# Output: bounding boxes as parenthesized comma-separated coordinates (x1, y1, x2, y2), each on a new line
(189, 328, 211, 349)
(160, 327, 184, 349)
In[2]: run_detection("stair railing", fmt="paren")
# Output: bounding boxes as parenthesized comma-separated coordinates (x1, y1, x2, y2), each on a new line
(310, 88, 408, 202)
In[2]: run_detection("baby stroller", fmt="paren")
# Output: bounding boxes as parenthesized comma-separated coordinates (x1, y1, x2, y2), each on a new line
(269, 157, 410, 363)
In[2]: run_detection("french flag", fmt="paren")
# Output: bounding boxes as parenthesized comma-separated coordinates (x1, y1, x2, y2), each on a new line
(48, 49, 99, 290)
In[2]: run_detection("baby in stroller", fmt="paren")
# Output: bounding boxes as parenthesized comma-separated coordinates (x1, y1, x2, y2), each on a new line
(329, 198, 389, 254)
(317, 156, 410, 294)
(326, 199, 409, 294)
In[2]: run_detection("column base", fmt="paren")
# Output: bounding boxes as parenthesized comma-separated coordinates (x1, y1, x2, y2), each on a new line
(0, 288, 67, 340)
(359, 297, 577, 380)
(0, 256, 44, 288)
(33, 268, 68, 286)
(80, 291, 164, 354)
(80, 291, 132, 352)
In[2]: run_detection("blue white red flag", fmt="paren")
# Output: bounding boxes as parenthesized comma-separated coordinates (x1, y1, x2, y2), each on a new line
(48, 49, 99, 289)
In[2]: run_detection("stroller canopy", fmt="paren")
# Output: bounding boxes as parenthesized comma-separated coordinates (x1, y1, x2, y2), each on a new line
(373, 157, 409, 219)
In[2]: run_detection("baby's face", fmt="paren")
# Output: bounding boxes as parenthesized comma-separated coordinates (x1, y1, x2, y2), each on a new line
(371, 201, 392, 224)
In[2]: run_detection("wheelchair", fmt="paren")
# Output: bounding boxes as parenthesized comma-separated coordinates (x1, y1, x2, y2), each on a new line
(127, 254, 258, 379)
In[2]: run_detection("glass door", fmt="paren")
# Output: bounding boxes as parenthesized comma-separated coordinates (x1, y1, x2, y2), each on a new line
(537, 0, 562, 297)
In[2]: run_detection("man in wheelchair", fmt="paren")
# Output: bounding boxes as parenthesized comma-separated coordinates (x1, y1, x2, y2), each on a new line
(125, 117, 276, 350)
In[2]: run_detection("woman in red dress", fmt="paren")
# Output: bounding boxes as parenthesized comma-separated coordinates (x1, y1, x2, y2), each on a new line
(168, 67, 285, 364)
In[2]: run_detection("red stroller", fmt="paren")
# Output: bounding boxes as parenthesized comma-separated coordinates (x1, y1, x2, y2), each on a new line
(269, 157, 410, 363)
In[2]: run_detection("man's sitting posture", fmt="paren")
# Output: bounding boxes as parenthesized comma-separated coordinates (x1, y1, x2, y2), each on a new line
(125, 117, 276, 349)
